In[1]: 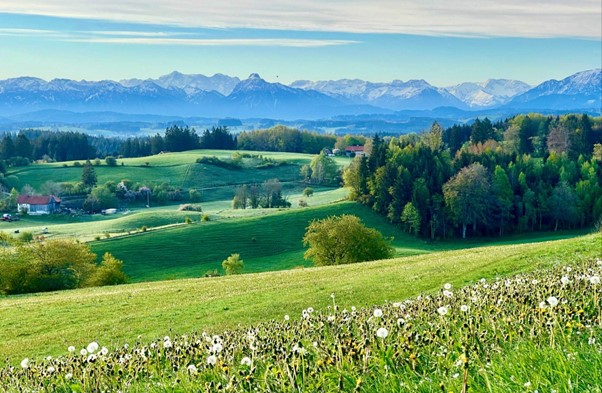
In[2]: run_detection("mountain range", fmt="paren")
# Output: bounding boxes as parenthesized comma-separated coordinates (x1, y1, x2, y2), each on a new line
(0, 69, 599, 121)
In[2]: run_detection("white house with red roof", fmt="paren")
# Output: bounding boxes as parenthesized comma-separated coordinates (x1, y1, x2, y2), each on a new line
(344, 145, 366, 157)
(17, 195, 62, 215)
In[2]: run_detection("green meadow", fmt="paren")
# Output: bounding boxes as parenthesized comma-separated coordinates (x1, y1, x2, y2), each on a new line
(0, 232, 598, 364)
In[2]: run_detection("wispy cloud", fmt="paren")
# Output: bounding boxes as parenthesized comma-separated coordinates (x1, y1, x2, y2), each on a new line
(0, 0, 600, 39)
(69, 37, 357, 47)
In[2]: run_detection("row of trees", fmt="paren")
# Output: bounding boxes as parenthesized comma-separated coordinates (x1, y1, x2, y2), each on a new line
(344, 114, 602, 239)
(232, 179, 290, 209)
(236, 125, 337, 154)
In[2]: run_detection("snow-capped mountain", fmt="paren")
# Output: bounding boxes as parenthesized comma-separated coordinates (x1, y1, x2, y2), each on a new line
(0, 69, 599, 120)
(291, 79, 466, 110)
(507, 69, 601, 110)
(121, 71, 240, 96)
(445, 79, 531, 108)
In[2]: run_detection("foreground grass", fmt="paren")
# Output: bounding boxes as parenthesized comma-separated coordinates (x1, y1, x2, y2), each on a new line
(0, 233, 599, 365)
(1, 246, 600, 392)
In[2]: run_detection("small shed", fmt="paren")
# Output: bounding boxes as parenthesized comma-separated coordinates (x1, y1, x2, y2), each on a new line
(17, 195, 62, 215)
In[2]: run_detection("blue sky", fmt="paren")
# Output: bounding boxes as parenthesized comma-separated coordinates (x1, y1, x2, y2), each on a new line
(0, 0, 600, 86)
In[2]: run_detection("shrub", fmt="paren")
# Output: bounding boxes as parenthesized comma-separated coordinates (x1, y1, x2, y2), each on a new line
(105, 156, 117, 166)
(298, 199, 308, 208)
(141, 226, 148, 232)
(18, 232, 34, 243)
(185, 217, 193, 224)
(201, 214, 210, 222)
(84, 253, 128, 287)
(179, 204, 203, 212)
(303, 187, 314, 197)
(303, 214, 393, 266)
(222, 253, 244, 275)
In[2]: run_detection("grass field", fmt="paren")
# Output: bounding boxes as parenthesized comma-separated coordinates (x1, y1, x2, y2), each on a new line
(7, 149, 353, 192)
(0, 232, 598, 364)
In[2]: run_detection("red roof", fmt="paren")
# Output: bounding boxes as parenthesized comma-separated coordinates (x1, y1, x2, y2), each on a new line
(17, 195, 61, 205)
(345, 146, 364, 152)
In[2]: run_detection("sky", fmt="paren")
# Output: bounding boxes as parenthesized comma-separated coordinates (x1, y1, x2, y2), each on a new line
(0, 1, 600, 87)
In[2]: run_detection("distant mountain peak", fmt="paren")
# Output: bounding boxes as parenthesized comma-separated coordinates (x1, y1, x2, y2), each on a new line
(248, 73, 262, 80)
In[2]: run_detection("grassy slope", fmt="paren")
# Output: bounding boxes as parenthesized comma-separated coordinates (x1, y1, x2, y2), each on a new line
(0, 232, 598, 363)
(7, 149, 353, 191)
(89, 200, 589, 282)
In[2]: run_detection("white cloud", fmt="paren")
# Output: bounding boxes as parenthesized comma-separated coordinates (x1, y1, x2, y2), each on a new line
(0, 0, 600, 39)
(68, 37, 357, 47)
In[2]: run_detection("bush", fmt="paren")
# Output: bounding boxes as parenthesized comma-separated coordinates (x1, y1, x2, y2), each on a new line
(84, 253, 128, 287)
(141, 226, 148, 232)
(298, 199, 309, 208)
(222, 253, 244, 275)
(185, 217, 193, 224)
(303, 215, 393, 266)
(105, 156, 117, 166)
(201, 214, 210, 222)
(179, 204, 203, 212)
(303, 187, 314, 197)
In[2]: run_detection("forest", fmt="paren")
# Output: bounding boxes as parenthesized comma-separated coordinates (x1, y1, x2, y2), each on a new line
(343, 114, 602, 239)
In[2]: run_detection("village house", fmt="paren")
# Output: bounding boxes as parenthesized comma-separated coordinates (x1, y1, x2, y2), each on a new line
(17, 195, 62, 215)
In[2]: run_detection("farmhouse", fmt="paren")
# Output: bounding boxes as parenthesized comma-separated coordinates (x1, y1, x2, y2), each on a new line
(17, 195, 62, 215)
(344, 145, 366, 157)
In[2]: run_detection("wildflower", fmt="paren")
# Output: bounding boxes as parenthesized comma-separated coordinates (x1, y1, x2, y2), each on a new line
(164, 335, 170, 342)
(212, 343, 223, 353)
(443, 290, 453, 298)
(460, 305, 469, 312)
(539, 301, 547, 309)
(68, 346, 76, 353)
(163, 340, 172, 349)
(590, 276, 600, 285)
(561, 276, 570, 285)
(284, 315, 290, 321)
(524, 381, 531, 387)
(437, 306, 448, 316)
(547, 296, 559, 307)
(302, 310, 310, 320)
(596, 258, 602, 266)
(207, 355, 217, 366)
(240, 357, 252, 366)
(86, 354, 97, 363)
(307, 307, 314, 313)
(80, 349, 88, 356)
(376, 327, 388, 339)
(373, 308, 383, 318)
(100, 347, 109, 356)
(47, 366, 55, 373)
(65, 373, 73, 380)
(327, 315, 335, 322)
(397, 318, 405, 326)
(444, 283, 452, 290)
(531, 279, 539, 285)
(86, 342, 99, 354)
(20, 358, 29, 369)
(330, 293, 335, 299)
(187, 364, 198, 374)
(351, 306, 356, 312)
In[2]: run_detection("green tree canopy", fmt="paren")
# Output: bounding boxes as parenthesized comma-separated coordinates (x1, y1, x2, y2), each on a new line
(303, 214, 393, 266)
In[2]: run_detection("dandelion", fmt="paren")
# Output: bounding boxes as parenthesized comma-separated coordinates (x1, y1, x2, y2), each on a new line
(240, 357, 252, 366)
(163, 340, 172, 349)
(460, 305, 469, 312)
(206, 355, 217, 366)
(373, 308, 383, 318)
(87, 341, 99, 354)
(20, 358, 29, 369)
(187, 364, 198, 374)
(596, 258, 602, 266)
(212, 343, 223, 353)
(561, 276, 570, 285)
(376, 327, 388, 339)
(351, 306, 356, 311)
(547, 296, 559, 307)
(437, 306, 448, 316)
(531, 279, 539, 285)
(65, 373, 73, 380)
(284, 315, 290, 321)
(67, 346, 76, 353)
(590, 275, 600, 285)
(330, 293, 335, 299)
(444, 283, 452, 290)
(443, 290, 453, 298)
(327, 315, 335, 322)
(80, 349, 88, 356)
(397, 318, 405, 326)
(100, 347, 109, 356)
(307, 307, 314, 313)
(539, 301, 547, 309)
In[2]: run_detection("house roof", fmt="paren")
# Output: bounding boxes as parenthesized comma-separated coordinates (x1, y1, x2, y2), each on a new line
(17, 195, 62, 205)
(345, 145, 364, 152)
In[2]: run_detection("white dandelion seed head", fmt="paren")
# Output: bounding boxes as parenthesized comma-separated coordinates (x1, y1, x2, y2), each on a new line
(284, 315, 290, 321)
(20, 358, 29, 369)
(100, 347, 109, 356)
(437, 306, 449, 316)
(80, 349, 88, 356)
(240, 356, 252, 366)
(373, 308, 383, 318)
(67, 346, 76, 353)
(547, 296, 559, 307)
(443, 290, 453, 298)
(163, 340, 172, 349)
(47, 366, 55, 373)
(590, 276, 600, 285)
(561, 276, 570, 285)
(460, 305, 469, 312)
(187, 364, 198, 374)
(207, 355, 217, 366)
(539, 301, 547, 309)
(376, 327, 388, 339)
(211, 343, 223, 353)
(531, 279, 539, 285)
(444, 283, 452, 290)
(351, 306, 356, 311)
(65, 372, 73, 380)
(86, 342, 99, 354)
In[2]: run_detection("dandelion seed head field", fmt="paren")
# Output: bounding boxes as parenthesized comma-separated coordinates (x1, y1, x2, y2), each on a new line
(0, 232, 599, 365)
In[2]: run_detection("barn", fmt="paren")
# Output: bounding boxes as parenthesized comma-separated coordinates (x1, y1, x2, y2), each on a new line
(17, 195, 62, 215)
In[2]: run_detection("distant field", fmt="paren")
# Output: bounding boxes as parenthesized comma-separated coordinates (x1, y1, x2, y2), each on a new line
(0, 232, 598, 363)
(7, 149, 353, 191)
(89, 200, 590, 282)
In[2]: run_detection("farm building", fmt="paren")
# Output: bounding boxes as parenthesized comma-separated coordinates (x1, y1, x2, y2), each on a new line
(344, 145, 366, 157)
(17, 195, 62, 215)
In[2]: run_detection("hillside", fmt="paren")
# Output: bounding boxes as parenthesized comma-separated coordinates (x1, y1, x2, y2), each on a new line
(0, 232, 598, 364)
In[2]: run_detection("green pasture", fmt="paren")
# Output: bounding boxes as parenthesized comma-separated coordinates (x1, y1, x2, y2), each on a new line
(0, 232, 598, 363)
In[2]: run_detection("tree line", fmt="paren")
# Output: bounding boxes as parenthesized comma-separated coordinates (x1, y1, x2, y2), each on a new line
(344, 114, 602, 239)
